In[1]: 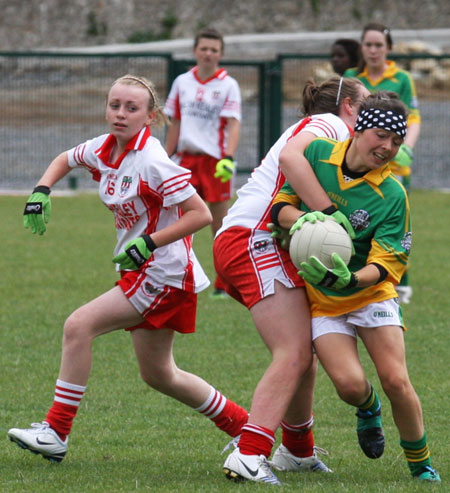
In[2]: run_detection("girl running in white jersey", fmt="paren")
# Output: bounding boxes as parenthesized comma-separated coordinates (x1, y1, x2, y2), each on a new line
(8, 74, 248, 464)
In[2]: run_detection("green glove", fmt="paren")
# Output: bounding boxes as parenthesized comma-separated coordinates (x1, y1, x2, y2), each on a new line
(299, 253, 358, 290)
(23, 186, 52, 235)
(112, 235, 157, 270)
(320, 205, 356, 240)
(327, 209, 356, 255)
(393, 143, 413, 167)
(214, 156, 235, 183)
(267, 222, 291, 250)
(329, 210, 356, 240)
(289, 211, 326, 235)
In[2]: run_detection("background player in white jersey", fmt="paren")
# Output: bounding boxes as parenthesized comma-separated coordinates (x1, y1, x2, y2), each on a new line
(217, 77, 370, 484)
(271, 92, 440, 483)
(164, 28, 241, 298)
(8, 75, 248, 464)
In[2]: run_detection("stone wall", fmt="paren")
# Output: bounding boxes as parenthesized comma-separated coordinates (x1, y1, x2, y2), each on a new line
(1, 0, 450, 51)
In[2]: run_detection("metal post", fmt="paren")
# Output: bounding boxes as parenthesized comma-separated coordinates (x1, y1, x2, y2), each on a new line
(268, 58, 282, 148)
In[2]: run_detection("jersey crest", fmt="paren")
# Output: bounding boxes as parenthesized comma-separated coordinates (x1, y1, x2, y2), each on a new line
(401, 231, 412, 253)
(349, 209, 371, 232)
(119, 176, 132, 197)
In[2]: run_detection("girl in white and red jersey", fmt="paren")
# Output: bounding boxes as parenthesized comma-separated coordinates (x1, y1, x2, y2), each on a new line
(9, 75, 248, 464)
(164, 28, 241, 298)
(218, 77, 370, 484)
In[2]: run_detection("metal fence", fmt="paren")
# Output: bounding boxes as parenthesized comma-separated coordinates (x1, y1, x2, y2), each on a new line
(1, 53, 171, 190)
(278, 53, 450, 191)
(1, 51, 449, 191)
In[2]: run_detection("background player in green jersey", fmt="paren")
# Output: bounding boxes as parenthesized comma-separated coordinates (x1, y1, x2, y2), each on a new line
(344, 22, 420, 304)
(344, 23, 421, 187)
(270, 92, 440, 483)
(330, 38, 361, 76)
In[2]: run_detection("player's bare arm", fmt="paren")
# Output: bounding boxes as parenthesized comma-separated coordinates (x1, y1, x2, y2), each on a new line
(150, 193, 212, 248)
(165, 117, 181, 157)
(279, 132, 332, 211)
(275, 203, 305, 230)
(36, 152, 72, 188)
(225, 117, 240, 156)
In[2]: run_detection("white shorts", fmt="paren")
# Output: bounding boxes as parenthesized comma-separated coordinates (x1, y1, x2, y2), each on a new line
(312, 298, 404, 341)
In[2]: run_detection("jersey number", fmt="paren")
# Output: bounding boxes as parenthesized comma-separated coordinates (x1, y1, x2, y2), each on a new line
(105, 178, 116, 196)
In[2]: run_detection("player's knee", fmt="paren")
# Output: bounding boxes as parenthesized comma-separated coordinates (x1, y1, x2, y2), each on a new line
(63, 309, 96, 347)
(139, 365, 175, 392)
(379, 371, 410, 398)
(273, 346, 312, 378)
(298, 356, 318, 385)
(335, 376, 367, 405)
(63, 312, 86, 345)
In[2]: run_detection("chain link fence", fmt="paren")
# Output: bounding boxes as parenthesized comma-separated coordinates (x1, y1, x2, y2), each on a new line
(1, 52, 449, 191)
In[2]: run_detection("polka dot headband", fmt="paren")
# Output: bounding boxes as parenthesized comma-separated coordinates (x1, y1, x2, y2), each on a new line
(355, 108, 407, 138)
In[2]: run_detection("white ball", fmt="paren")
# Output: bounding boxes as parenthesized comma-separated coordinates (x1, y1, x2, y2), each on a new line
(289, 218, 353, 270)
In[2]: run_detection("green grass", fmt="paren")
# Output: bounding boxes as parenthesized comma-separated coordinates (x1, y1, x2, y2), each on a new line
(1, 190, 449, 492)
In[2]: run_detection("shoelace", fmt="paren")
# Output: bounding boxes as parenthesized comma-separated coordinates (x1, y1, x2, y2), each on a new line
(30, 422, 50, 431)
(417, 466, 439, 477)
(313, 446, 329, 457)
(257, 457, 280, 484)
(221, 434, 240, 454)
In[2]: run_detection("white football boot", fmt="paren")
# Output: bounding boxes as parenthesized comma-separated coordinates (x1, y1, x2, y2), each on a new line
(224, 447, 281, 484)
(8, 422, 68, 462)
(269, 444, 332, 472)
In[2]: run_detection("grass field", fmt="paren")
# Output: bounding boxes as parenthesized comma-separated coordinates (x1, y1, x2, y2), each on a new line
(1, 190, 449, 492)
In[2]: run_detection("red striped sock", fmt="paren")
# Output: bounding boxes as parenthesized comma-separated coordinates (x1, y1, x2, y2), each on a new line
(194, 386, 248, 437)
(281, 416, 315, 457)
(45, 379, 86, 440)
(238, 423, 276, 458)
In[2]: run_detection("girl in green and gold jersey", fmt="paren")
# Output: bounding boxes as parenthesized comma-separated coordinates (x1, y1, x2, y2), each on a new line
(270, 92, 440, 483)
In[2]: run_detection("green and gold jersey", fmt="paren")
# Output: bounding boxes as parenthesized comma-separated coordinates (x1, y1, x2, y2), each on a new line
(344, 61, 420, 127)
(345, 60, 419, 178)
(274, 138, 411, 317)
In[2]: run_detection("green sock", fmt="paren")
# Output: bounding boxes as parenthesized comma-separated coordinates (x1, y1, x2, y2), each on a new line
(357, 385, 382, 431)
(359, 385, 381, 413)
(400, 433, 432, 476)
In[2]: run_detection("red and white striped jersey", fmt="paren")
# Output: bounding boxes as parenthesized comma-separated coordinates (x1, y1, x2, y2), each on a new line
(217, 113, 352, 235)
(164, 66, 241, 159)
(67, 126, 209, 293)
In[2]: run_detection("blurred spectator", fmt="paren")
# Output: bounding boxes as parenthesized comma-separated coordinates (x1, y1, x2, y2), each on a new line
(330, 38, 361, 75)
